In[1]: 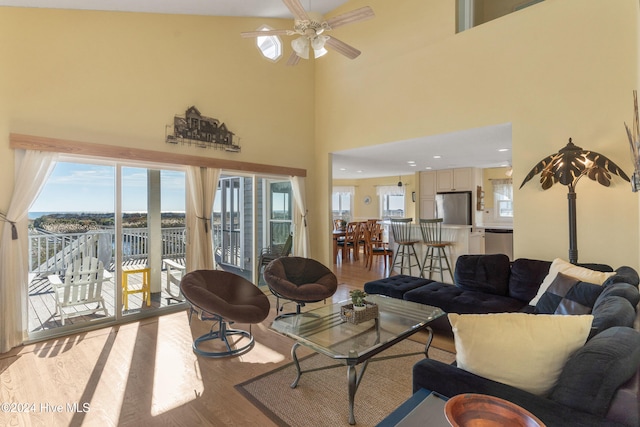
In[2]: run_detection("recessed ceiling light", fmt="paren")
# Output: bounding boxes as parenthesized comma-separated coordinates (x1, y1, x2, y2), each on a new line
(356, 170, 363, 173)
(498, 148, 510, 152)
(339, 168, 346, 171)
(407, 160, 416, 164)
(433, 155, 441, 159)
(425, 166, 432, 170)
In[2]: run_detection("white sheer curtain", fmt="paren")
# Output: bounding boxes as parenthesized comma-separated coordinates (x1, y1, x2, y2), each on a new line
(492, 178, 513, 199)
(186, 166, 220, 272)
(290, 176, 310, 257)
(333, 186, 355, 196)
(376, 185, 404, 197)
(0, 150, 57, 353)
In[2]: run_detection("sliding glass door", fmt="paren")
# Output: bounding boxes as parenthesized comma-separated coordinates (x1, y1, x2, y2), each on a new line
(28, 159, 186, 338)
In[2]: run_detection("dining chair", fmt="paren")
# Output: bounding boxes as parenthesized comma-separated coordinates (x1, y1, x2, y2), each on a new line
(364, 223, 393, 272)
(336, 221, 359, 262)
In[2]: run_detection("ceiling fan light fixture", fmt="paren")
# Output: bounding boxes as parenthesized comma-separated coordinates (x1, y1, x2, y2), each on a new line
(311, 35, 328, 58)
(291, 36, 309, 59)
(313, 46, 328, 58)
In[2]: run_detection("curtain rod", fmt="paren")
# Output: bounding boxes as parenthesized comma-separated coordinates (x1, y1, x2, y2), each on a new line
(10, 133, 307, 177)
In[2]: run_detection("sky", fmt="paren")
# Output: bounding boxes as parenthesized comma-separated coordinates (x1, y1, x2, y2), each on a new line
(30, 162, 186, 213)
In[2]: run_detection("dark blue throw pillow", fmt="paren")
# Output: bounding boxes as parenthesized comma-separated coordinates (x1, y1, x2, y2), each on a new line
(535, 271, 604, 315)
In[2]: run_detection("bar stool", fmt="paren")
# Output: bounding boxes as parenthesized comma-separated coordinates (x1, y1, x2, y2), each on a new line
(390, 218, 421, 275)
(419, 218, 453, 282)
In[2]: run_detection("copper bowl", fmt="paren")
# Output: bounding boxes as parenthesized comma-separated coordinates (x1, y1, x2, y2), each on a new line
(444, 394, 545, 427)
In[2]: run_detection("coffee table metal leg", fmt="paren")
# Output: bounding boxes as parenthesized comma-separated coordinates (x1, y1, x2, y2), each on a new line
(348, 364, 357, 425)
(424, 326, 434, 358)
(290, 342, 302, 388)
(347, 359, 370, 425)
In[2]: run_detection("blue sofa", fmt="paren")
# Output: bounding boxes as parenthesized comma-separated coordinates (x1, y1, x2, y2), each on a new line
(364, 254, 640, 426)
(399, 254, 640, 338)
(413, 326, 640, 426)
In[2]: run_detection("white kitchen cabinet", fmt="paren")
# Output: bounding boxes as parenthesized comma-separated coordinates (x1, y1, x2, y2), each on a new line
(419, 171, 437, 197)
(419, 171, 437, 219)
(419, 197, 436, 219)
(436, 168, 473, 192)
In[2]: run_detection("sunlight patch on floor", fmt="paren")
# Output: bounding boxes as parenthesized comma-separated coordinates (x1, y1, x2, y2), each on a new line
(238, 341, 286, 364)
(151, 315, 204, 417)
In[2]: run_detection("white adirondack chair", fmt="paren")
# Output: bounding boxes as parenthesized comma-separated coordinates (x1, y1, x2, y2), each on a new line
(48, 257, 109, 325)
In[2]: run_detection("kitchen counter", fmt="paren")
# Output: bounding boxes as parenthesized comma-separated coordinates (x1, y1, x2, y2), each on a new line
(476, 224, 513, 231)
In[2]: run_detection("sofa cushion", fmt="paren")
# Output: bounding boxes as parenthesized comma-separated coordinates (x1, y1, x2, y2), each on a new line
(403, 281, 527, 314)
(598, 282, 640, 308)
(605, 266, 640, 287)
(549, 326, 640, 417)
(454, 254, 511, 296)
(507, 258, 552, 303)
(534, 272, 604, 315)
(529, 258, 616, 306)
(590, 296, 637, 338)
(363, 275, 433, 299)
(449, 312, 593, 396)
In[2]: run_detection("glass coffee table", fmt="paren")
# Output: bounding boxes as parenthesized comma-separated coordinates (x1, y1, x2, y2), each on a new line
(270, 294, 445, 425)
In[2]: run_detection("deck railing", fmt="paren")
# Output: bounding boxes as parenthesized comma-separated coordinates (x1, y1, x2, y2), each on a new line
(29, 227, 186, 275)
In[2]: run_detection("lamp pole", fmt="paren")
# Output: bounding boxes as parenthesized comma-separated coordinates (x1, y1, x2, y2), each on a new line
(567, 186, 578, 264)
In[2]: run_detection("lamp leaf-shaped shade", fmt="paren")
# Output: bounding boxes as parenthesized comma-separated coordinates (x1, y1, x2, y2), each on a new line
(520, 138, 630, 190)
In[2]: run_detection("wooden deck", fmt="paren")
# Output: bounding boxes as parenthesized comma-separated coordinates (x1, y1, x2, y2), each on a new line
(28, 259, 186, 333)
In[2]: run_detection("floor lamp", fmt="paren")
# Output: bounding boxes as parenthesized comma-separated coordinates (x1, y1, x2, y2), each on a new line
(520, 138, 629, 264)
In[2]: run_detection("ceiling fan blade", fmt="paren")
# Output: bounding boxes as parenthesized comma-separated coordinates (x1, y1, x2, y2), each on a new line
(325, 36, 361, 59)
(286, 52, 301, 66)
(282, 0, 310, 21)
(241, 29, 290, 38)
(326, 6, 375, 29)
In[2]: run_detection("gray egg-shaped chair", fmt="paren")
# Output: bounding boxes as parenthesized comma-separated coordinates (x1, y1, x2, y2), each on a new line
(180, 270, 270, 358)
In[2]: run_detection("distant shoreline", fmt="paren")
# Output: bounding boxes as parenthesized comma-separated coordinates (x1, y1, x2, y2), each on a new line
(29, 211, 186, 220)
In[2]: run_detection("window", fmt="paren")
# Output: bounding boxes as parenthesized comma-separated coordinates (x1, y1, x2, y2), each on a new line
(492, 178, 513, 218)
(269, 181, 292, 247)
(28, 159, 187, 336)
(377, 186, 405, 219)
(332, 186, 354, 222)
(216, 176, 244, 268)
(457, 0, 544, 33)
(256, 25, 283, 62)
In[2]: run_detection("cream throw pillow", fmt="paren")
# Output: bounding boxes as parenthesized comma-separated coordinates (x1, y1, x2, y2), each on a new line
(449, 312, 593, 396)
(529, 258, 615, 305)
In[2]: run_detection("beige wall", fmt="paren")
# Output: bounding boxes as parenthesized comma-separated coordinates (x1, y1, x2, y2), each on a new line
(316, 0, 639, 269)
(1, 1, 638, 272)
(0, 8, 316, 228)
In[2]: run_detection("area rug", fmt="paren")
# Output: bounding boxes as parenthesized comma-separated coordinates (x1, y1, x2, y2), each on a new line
(236, 340, 456, 427)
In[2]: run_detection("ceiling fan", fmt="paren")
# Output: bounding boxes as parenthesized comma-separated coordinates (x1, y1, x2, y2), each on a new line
(241, 0, 374, 65)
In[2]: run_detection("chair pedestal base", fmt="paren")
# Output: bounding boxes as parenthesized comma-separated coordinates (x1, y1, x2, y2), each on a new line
(193, 327, 255, 358)
(189, 308, 255, 358)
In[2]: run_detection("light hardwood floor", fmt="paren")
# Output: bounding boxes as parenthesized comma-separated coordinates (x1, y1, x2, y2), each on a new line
(1, 257, 454, 427)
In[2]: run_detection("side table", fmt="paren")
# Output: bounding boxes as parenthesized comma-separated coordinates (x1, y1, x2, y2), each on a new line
(122, 266, 151, 310)
(377, 388, 450, 427)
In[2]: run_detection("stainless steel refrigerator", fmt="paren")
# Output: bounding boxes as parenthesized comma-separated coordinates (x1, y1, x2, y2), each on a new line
(435, 191, 472, 225)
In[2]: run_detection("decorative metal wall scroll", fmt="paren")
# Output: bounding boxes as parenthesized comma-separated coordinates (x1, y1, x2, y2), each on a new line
(166, 106, 241, 152)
